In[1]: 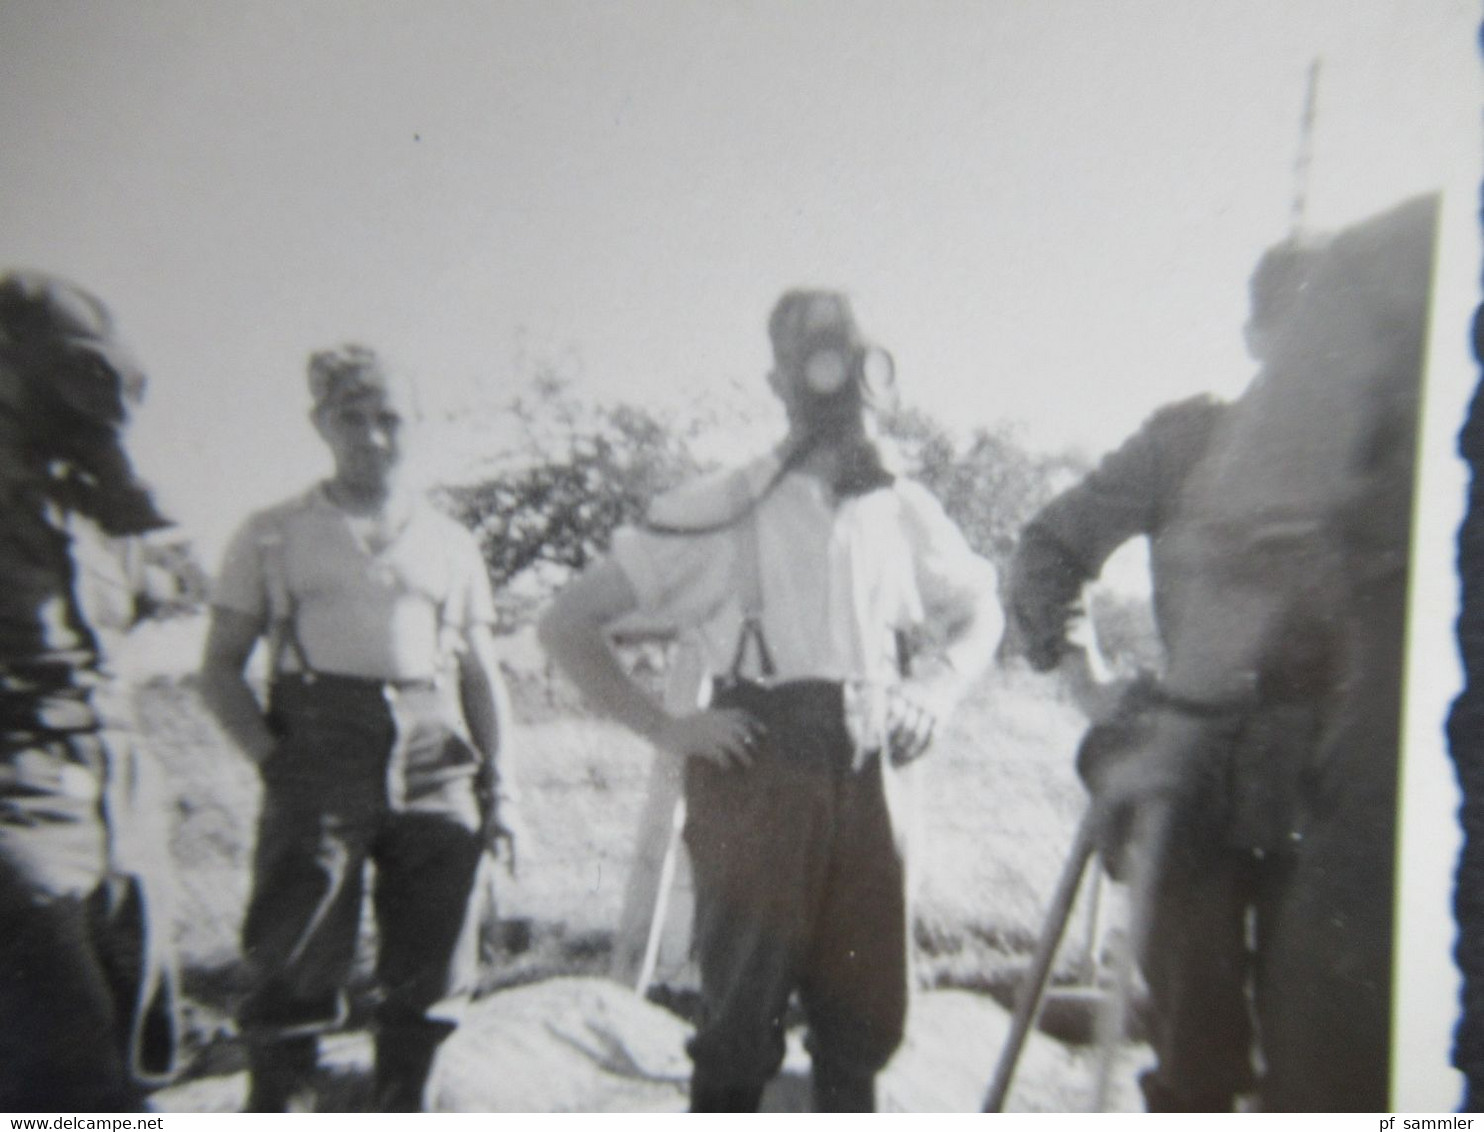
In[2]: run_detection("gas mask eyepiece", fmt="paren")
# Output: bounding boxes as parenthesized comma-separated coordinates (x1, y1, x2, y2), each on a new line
(799, 336, 896, 407)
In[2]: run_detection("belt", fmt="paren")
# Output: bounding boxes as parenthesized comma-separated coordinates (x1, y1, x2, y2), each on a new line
(272, 671, 440, 694)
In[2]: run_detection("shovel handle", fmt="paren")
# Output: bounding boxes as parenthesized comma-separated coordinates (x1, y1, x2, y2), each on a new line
(634, 797, 687, 997)
(982, 811, 1100, 1112)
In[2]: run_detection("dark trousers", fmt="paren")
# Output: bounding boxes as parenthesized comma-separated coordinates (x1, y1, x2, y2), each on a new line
(1140, 694, 1396, 1112)
(1255, 574, 1398, 1113)
(239, 676, 485, 1108)
(1138, 827, 1283, 1110)
(682, 680, 908, 1111)
(0, 732, 138, 1111)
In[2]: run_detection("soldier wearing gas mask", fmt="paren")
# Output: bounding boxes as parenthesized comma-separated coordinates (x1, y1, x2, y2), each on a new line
(540, 290, 1001, 1111)
(0, 271, 178, 1111)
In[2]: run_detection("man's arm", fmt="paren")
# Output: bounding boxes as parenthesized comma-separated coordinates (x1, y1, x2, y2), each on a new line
(882, 485, 1006, 763)
(537, 559, 760, 770)
(1010, 482, 1155, 674)
(907, 556, 1004, 720)
(455, 620, 526, 861)
(198, 607, 275, 764)
(457, 621, 519, 810)
(457, 622, 511, 776)
(1009, 395, 1225, 673)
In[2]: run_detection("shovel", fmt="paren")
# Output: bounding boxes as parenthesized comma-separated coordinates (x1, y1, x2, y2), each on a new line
(1033, 858, 1110, 1045)
(634, 796, 687, 997)
(982, 810, 1100, 1112)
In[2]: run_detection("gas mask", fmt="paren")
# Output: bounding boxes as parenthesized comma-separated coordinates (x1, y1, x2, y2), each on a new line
(0, 272, 171, 536)
(793, 325, 896, 412)
(772, 292, 898, 496)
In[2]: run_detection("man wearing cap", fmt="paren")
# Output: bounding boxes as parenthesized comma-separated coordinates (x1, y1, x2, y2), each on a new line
(200, 344, 515, 1112)
(0, 271, 178, 1110)
(539, 290, 1002, 1111)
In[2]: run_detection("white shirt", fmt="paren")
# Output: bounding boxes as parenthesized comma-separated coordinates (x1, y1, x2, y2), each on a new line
(213, 485, 496, 681)
(609, 453, 998, 688)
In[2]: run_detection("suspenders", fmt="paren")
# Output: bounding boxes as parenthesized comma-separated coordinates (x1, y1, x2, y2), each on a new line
(725, 471, 777, 684)
(257, 526, 315, 681)
(718, 470, 910, 685)
(254, 505, 456, 686)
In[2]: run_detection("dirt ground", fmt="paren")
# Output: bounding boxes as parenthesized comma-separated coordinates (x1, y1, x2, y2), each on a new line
(131, 616, 1150, 1113)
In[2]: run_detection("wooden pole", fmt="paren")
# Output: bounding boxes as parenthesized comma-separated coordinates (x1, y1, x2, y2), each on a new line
(1289, 58, 1322, 238)
(983, 812, 1100, 1112)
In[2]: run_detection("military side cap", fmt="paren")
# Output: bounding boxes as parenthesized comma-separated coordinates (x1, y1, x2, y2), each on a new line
(307, 343, 417, 413)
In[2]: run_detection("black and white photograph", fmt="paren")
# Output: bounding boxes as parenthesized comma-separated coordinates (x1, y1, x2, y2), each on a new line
(0, 0, 1478, 1115)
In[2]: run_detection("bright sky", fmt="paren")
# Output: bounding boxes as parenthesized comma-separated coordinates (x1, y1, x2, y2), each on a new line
(3, 0, 1479, 1110)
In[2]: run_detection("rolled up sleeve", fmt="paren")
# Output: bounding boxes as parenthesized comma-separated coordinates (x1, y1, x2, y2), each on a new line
(608, 524, 733, 632)
(211, 517, 270, 620)
(447, 527, 499, 631)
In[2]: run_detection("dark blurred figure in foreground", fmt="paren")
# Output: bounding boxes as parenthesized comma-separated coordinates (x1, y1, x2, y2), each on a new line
(0, 271, 179, 1110)
(1010, 194, 1437, 1111)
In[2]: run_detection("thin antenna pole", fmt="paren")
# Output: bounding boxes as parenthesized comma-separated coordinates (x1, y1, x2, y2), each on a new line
(1289, 58, 1322, 238)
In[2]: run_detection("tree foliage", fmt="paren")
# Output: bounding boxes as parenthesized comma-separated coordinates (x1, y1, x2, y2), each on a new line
(435, 377, 707, 626)
(879, 406, 1088, 566)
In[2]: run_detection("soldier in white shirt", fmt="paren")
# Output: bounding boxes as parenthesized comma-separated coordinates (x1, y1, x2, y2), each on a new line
(201, 345, 514, 1112)
(539, 290, 1002, 1111)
